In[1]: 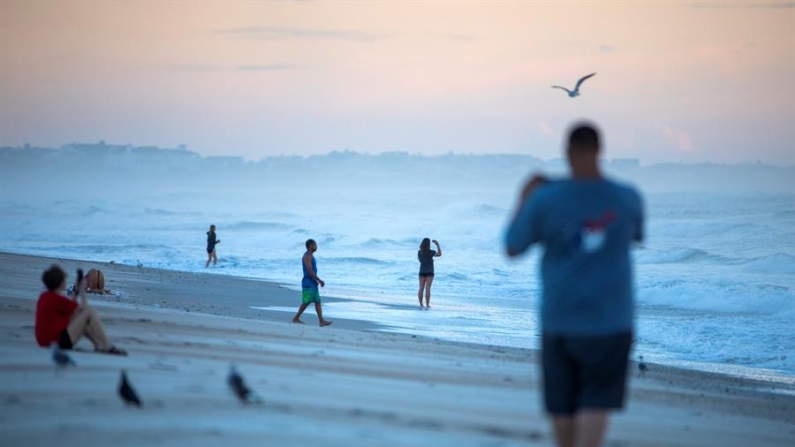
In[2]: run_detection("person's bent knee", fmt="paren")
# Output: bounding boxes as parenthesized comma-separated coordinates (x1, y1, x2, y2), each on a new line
(73, 306, 92, 318)
(79, 306, 99, 320)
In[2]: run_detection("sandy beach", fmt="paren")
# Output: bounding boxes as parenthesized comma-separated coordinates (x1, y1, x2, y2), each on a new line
(0, 251, 793, 447)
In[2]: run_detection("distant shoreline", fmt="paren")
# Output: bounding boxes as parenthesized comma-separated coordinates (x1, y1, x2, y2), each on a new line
(0, 250, 382, 332)
(1, 251, 794, 446)
(2, 249, 794, 385)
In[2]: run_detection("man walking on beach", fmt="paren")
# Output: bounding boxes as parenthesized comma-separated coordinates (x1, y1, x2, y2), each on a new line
(292, 239, 332, 327)
(504, 122, 644, 447)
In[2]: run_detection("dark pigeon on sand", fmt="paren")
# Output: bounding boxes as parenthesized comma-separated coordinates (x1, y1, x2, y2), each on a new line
(118, 370, 143, 407)
(228, 365, 262, 404)
(51, 345, 76, 369)
(637, 355, 649, 378)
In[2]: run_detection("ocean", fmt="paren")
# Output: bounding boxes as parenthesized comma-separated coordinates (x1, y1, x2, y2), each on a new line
(1, 187, 793, 380)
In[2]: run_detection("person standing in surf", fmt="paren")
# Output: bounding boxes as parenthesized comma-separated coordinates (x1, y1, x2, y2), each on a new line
(417, 238, 442, 309)
(292, 239, 332, 327)
(205, 224, 221, 268)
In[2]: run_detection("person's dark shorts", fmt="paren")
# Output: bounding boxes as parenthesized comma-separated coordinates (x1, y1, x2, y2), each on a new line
(418, 272, 434, 278)
(58, 329, 73, 350)
(207, 248, 214, 254)
(542, 332, 632, 415)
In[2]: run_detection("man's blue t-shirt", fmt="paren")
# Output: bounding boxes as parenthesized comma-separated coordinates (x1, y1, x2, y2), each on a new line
(505, 178, 644, 336)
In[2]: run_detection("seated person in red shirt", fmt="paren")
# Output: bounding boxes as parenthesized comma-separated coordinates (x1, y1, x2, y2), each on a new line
(35, 264, 126, 355)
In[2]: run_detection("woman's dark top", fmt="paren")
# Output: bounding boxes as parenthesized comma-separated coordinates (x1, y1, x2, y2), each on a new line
(207, 231, 218, 252)
(418, 250, 437, 274)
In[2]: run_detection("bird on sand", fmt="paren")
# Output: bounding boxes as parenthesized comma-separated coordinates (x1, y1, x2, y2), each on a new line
(552, 72, 596, 98)
(51, 344, 76, 371)
(228, 365, 262, 404)
(637, 355, 649, 378)
(118, 370, 143, 407)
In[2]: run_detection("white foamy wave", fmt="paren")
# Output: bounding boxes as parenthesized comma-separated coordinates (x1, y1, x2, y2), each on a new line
(326, 257, 395, 266)
(639, 278, 794, 315)
(144, 207, 202, 216)
(639, 316, 795, 373)
(359, 238, 406, 248)
(82, 206, 112, 216)
(1, 201, 40, 215)
(226, 221, 295, 231)
(773, 210, 795, 219)
(441, 202, 507, 219)
(651, 221, 758, 239)
(635, 247, 725, 264)
(743, 253, 795, 275)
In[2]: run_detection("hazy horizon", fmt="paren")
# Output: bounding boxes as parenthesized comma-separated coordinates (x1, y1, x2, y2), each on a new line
(3, 139, 795, 168)
(1, 1, 793, 166)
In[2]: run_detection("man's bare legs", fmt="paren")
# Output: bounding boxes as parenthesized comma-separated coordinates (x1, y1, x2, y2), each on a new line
(315, 302, 332, 327)
(552, 411, 610, 447)
(418, 276, 427, 307)
(292, 303, 309, 324)
(66, 306, 112, 352)
(423, 276, 434, 308)
(575, 411, 609, 447)
(552, 417, 575, 447)
(292, 302, 332, 327)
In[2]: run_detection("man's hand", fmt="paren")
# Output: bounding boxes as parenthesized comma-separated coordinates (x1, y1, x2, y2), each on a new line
(520, 174, 549, 202)
(318, 279, 325, 287)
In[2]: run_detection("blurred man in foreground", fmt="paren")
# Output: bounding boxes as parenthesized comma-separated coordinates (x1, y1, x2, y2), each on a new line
(505, 122, 644, 447)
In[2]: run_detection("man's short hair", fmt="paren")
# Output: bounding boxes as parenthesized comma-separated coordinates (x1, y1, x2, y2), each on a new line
(305, 239, 316, 249)
(568, 122, 600, 152)
(42, 264, 66, 291)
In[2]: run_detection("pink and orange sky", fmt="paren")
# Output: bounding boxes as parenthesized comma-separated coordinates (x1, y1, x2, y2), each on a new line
(1, 1, 793, 164)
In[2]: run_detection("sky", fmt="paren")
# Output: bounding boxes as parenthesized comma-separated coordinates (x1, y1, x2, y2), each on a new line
(0, 1, 793, 165)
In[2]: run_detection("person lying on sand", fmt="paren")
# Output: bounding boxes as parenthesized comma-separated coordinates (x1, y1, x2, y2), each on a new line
(36, 264, 127, 356)
(71, 268, 112, 295)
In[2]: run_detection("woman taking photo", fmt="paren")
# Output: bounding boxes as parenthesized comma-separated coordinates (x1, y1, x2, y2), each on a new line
(417, 238, 442, 309)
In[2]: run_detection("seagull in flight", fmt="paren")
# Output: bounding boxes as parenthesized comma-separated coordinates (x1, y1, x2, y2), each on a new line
(552, 72, 596, 98)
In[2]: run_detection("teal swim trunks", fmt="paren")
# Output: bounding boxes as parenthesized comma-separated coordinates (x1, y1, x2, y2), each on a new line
(302, 287, 321, 304)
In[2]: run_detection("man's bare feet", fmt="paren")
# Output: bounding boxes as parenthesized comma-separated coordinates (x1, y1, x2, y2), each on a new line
(292, 318, 305, 324)
(320, 320, 333, 327)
